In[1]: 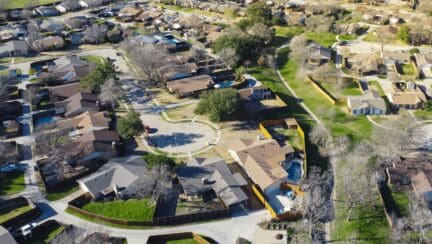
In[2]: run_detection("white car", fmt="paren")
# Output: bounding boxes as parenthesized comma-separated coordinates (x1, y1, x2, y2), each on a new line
(20, 222, 38, 233)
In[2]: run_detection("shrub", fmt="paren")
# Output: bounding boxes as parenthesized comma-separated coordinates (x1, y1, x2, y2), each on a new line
(142, 154, 175, 169)
(195, 89, 242, 122)
(117, 111, 144, 139)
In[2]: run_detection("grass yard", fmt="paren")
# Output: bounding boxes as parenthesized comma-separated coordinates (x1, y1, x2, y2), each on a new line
(81, 55, 106, 65)
(272, 26, 305, 46)
(82, 199, 156, 221)
(306, 32, 337, 48)
(339, 34, 358, 41)
(167, 238, 199, 244)
(0, 171, 26, 196)
(401, 63, 416, 76)
(0, 205, 32, 224)
(6, 0, 58, 9)
(392, 191, 410, 217)
(414, 110, 432, 120)
(45, 183, 79, 201)
(318, 79, 362, 100)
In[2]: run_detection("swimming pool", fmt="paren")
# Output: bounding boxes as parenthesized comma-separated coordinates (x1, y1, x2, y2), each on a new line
(215, 80, 234, 89)
(285, 160, 303, 183)
(33, 110, 56, 129)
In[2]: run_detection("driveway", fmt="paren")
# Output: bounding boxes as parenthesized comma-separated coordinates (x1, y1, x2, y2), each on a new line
(122, 80, 216, 156)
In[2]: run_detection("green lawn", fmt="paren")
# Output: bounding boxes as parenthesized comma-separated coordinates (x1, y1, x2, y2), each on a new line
(81, 55, 106, 65)
(401, 64, 416, 76)
(392, 191, 410, 217)
(167, 238, 199, 244)
(20, 222, 65, 244)
(318, 79, 362, 99)
(0, 171, 26, 196)
(82, 199, 156, 221)
(6, 0, 58, 9)
(0, 205, 32, 224)
(306, 32, 337, 48)
(339, 34, 358, 41)
(45, 183, 79, 201)
(272, 26, 305, 47)
(414, 110, 432, 120)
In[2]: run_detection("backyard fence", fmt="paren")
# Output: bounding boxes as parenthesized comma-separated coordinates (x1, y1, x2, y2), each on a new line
(67, 193, 230, 227)
(251, 184, 277, 218)
(308, 76, 340, 105)
(376, 182, 402, 229)
(0, 196, 40, 229)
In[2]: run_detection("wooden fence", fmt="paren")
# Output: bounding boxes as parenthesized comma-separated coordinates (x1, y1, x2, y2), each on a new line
(251, 184, 277, 218)
(67, 193, 230, 227)
(0, 197, 41, 229)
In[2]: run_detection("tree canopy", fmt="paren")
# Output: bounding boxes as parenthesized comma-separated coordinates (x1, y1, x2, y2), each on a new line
(80, 59, 118, 91)
(117, 111, 144, 139)
(142, 154, 175, 169)
(246, 2, 272, 26)
(195, 89, 242, 122)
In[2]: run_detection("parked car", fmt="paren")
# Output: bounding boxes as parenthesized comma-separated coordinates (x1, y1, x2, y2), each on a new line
(0, 163, 18, 173)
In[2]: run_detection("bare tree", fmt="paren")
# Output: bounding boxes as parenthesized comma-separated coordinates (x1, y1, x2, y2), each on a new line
(404, 199, 432, 243)
(99, 78, 124, 108)
(247, 22, 273, 46)
(25, 85, 39, 105)
(82, 24, 108, 44)
(289, 34, 309, 65)
(311, 63, 338, 83)
(27, 21, 41, 48)
(309, 124, 332, 156)
(124, 165, 171, 200)
(0, 142, 19, 165)
(217, 47, 239, 69)
(121, 41, 167, 85)
(418, 0, 432, 14)
(305, 15, 335, 33)
(301, 166, 331, 240)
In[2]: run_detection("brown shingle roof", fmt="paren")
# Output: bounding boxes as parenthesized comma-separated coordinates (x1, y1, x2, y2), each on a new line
(48, 83, 90, 99)
(166, 75, 214, 95)
(57, 111, 110, 133)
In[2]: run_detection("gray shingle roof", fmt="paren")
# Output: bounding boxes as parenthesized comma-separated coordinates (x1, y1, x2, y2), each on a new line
(78, 156, 148, 198)
(0, 226, 17, 244)
(347, 90, 387, 111)
(176, 157, 248, 206)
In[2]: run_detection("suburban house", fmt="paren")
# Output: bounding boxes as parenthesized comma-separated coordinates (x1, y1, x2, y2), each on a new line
(176, 157, 249, 207)
(48, 83, 91, 101)
(347, 90, 387, 115)
(307, 43, 331, 67)
(0, 24, 27, 42)
(228, 139, 295, 194)
(76, 130, 121, 157)
(414, 52, 432, 79)
(54, 92, 100, 117)
(0, 120, 21, 138)
(345, 53, 379, 76)
(118, 6, 143, 20)
(387, 82, 427, 110)
(57, 111, 111, 134)
(383, 51, 411, 66)
(32, 36, 65, 51)
(39, 20, 65, 34)
(64, 16, 90, 30)
(166, 75, 214, 97)
(77, 156, 149, 200)
(386, 157, 432, 208)
(158, 63, 198, 81)
(0, 226, 17, 244)
(34, 6, 61, 17)
(239, 85, 287, 117)
(0, 40, 29, 57)
(44, 56, 93, 84)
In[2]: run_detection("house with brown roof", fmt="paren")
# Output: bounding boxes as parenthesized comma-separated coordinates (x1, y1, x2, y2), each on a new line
(228, 139, 295, 194)
(32, 36, 65, 51)
(57, 111, 111, 134)
(239, 85, 287, 117)
(386, 157, 432, 207)
(166, 75, 214, 97)
(158, 63, 198, 81)
(54, 92, 100, 118)
(387, 82, 427, 110)
(48, 83, 90, 101)
(77, 130, 121, 157)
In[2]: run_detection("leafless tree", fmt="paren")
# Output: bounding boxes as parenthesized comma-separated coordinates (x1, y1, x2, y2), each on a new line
(121, 41, 167, 84)
(289, 34, 309, 65)
(82, 24, 108, 44)
(124, 165, 171, 200)
(52, 224, 111, 244)
(311, 63, 338, 83)
(99, 78, 124, 108)
(0, 76, 10, 103)
(305, 15, 335, 33)
(404, 199, 432, 243)
(25, 85, 39, 105)
(0, 0, 9, 19)
(376, 27, 389, 56)
(0, 142, 19, 165)
(27, 21, 41, 48)
(418, 0, 432, 14)
(217, 47, 239, 69)
(301, 166, 331, 240)
(33, 129, 67, 161)
(309, 124, 332, 156)
(247, 22, 273, 46)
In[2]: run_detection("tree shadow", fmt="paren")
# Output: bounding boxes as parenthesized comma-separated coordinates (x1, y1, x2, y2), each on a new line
(148, 132, 204, 148)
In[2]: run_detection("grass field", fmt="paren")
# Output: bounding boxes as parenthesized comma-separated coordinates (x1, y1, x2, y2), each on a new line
(82, 199, 156, 221)
(306, 32, 337, 48)
(392, 191, 410, 217)
(318, 79, 362, 99)
(401, 64, 416, 76)
(414, 110, 432, 120)
(6, 0, 58, 9)
(45, 183, 79, 201)
(339, 34, 358, 41)
(0, 205, 32, 224)
(81, 55, 106, 65)
(0, 171, 26, 196)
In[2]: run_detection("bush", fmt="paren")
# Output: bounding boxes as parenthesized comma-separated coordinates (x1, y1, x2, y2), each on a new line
(117, 111, 144, 139)
(397, 25, 410, 43)
(246, 2, 272, 26)
(195, 89, 242, 122)
(142, 154, 175, 169)
(424, 100, 432, 111)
